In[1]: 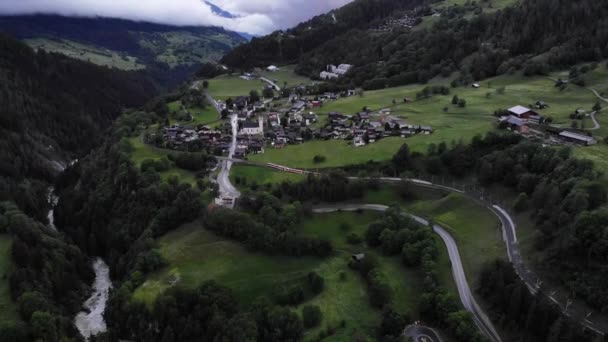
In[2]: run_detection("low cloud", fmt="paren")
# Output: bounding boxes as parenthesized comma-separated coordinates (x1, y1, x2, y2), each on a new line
(0, 0, 353, 35)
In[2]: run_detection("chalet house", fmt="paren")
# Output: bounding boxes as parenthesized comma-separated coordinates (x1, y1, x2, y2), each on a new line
(508, 105, 537, 119)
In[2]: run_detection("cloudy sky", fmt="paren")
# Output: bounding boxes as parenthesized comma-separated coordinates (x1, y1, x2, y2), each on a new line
(0, 0, 353, 35)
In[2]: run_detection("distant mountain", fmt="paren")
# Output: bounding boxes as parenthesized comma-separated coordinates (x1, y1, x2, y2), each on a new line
(203, 1, 256, 40)
(0, 15, 246, 87)
(204, 0, 238, 19)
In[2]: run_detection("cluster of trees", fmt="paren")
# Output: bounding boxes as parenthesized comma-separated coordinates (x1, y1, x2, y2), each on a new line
(275, 271, 325, 306)
(104, 280, 304, 342)
(273, 172, 371, 203)
(55, 109, 204, 280)
(415, 85, 450, 99)
(0, 202, 93, 341)
(354, 206, 482, 341)
(478, 260, 592, 341)
(204, 204, 332, 257)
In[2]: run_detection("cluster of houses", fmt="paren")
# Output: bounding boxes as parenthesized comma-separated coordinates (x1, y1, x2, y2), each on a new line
(369, 12, 418, 31)
(320, 64, 353, 80)
(323, 110, 433, 147)
(161, 124, 231, 154)
(498, 104, 597, 146)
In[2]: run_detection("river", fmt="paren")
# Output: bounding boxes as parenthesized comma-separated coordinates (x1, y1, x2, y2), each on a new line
(46, 187, 58, 231)
(74, 258, 112, 340)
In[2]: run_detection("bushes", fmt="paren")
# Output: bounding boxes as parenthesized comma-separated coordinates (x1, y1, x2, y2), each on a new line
(174, 152, 213, 171)
(313, 155, 327, 164)
(307, 272, 325, 295)
(302, 305, 323, 328)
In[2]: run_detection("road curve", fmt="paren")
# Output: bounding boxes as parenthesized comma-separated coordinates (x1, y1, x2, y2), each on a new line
(312, 204, 502, 342)
(260, 76, 282, 91)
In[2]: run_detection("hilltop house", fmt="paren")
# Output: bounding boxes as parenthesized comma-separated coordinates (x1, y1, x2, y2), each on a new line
(508, 105, 537, 119)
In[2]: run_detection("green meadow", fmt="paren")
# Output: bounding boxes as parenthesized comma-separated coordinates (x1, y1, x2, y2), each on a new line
(250, 73, 597, 168)
(134, 211, 438, 341)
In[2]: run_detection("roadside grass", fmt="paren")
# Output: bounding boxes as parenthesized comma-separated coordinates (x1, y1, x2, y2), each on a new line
(0, 235, 18, 323)
(26, 38, 144, 70)
(258, 65, 314, 88)
(135, 212, 428, 341)
(230, 164, 305, 189)
(127, 137, 198, 185)
(404, 193, 506, 284)
(208, 75, 267, 101)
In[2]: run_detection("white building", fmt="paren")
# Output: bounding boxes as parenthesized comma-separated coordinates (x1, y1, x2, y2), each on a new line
(320, 64, 352, 79)
(239, 117, 264, 135)
(267, 65, 279, 72)
(320, 71, 339, 80)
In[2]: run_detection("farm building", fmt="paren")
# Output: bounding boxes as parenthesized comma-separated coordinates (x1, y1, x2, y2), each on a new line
(558, 131, 597, 146)
(508, 105, 537, 119)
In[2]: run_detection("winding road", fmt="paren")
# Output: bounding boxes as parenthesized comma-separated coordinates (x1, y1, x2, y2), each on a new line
(260, 76, 282, 91)
(192, 77, 607, 337)
(216, 114, 241, 201)
(313, 204, 502, 342)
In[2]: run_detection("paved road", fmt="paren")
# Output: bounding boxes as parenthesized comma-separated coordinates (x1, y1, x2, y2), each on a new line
(260, 76, 282, 91)
(588, 111, 601, 130)
(255, 161, 607, 336)
(404, 324, 443, 342)
(216, 114, 240, 200)
(313, 204, 502, 342)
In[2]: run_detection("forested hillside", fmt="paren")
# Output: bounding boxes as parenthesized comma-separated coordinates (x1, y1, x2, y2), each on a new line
(221, 0, 424, 69)
(0, 15, 246, 87)
(0, 33, 158, 222)
(0, 33, 159, 341)
(223, 0, 608, 90)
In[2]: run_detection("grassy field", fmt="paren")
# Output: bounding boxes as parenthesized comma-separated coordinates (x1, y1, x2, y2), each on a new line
(208, 75, 268, 101)
(128, 137, 198, 185)
(0, 235, 18, 323)
(230, 164, 305, 188)
(167, 100, 219, 125)
(249, 73, 596, 169)
(258, 65, 314, 87)
(135, 212, 433, 341)
(26, 38, 144, 70)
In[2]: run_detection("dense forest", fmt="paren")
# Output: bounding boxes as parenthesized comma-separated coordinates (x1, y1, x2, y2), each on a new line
(0, 33, 158, 222)
(223, 0, 608, 90)
(221, 0, 424, 69)
(0, 33, 158, 341)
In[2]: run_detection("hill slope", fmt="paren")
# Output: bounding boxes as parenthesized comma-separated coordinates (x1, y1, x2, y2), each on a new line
(223, 0, 608, 90)
(0, 33, 158, 222)
(0, 15, 246, 87)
